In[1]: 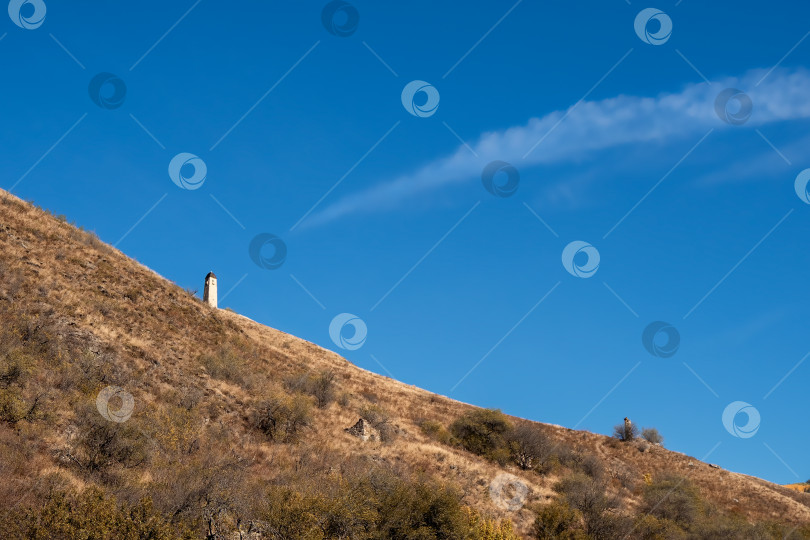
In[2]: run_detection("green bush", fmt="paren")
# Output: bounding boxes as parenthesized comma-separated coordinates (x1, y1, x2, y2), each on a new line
(13, 486, 188, 539)
(257, 469, 495, 540)
(420, 419, 453, 445)
(259, 485, 325, 539)
(465, 507, 521, 540)
(450, 409, 512, 461)
(375, 475, 472, 539)
(0, 387, 27, 424)
(532, 499, 590, 539)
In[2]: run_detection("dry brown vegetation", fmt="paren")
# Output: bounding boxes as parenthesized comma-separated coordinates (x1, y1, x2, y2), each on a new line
(0, 188, 808, 538)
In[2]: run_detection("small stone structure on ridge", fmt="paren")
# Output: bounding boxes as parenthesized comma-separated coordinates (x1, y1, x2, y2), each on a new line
(204, 272, 217, 309)
(624, 417, 634, 440)
(345, 418, 371, 441)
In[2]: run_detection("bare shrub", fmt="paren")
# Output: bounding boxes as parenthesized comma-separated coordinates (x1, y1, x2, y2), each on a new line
(554, 473, 624, 538)
(282, 372, 308, 393)
(641, 427, 664, 445)
(285, 370, 337, 409)
(641, 475, 702, 527)
(251, 393, 312, 443)
(579, 453, 605, 479)
(311, 370, 336, 408)
(199, 344, 249, 387)
(66, 404, 150, 474)
(359, 388, 378, 403)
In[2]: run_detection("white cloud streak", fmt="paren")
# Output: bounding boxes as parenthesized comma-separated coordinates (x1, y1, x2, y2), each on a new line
(304, 68, 810, 228)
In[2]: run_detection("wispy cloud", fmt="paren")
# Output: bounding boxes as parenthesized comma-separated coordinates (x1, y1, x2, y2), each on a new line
(304, 68, 810, 228)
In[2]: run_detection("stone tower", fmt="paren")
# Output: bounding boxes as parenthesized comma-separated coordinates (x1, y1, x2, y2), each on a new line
(204, 272, 217, 309)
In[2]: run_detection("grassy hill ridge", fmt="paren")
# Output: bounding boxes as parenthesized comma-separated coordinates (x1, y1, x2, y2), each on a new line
(0, 189, 808, 539)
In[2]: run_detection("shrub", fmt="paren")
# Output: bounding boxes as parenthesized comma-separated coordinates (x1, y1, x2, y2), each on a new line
(259, 485, 324, 539)
(641, 475, 702, 527)
(0, 353, 28, 386)
(375, 477, 471, 539)
(578, 453, 605, 480)
(199, 344, 248, 386)
(554, 473, 622, 538)
(256, 468, 503, 540)
(251, 393, 312, 443)
(419, 419, 453, 445)
(0, 387, 27, 424)
(641, 427, 664, 445)
(145, 448, 252, 535)
(689, 516, 771, 539)
(285, 370, 337, 409)
(67, 404, 150, 473)
(631, 514, 687, 540)
(359, 389, 378, 403)
(507, 424, 551, 470)
(14, 487, 187, 539)
(450, 409, 512, 460)
(533, 499, 589, 540)
(613, 419, 638, 441)
(311, 370, 336, 408)
(465, 507, 521, 540)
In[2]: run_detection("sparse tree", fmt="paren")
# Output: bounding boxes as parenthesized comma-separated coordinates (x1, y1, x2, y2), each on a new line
(508, 424, 551, 470)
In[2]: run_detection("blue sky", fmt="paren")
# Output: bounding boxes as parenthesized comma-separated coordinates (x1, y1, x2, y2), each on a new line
(2, 0, 809, 484)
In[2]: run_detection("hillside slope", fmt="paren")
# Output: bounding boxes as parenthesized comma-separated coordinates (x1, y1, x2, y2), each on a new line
(0, 189, 808, 539)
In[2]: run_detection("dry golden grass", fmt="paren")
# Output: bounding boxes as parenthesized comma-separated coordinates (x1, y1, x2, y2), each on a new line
(0, 187, 808, 538)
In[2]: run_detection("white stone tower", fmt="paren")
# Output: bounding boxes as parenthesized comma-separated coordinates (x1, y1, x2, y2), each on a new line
(204, 271, 217, 308)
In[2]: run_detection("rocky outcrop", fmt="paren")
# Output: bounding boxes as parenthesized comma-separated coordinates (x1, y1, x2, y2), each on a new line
(345, 418, 371, 441)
